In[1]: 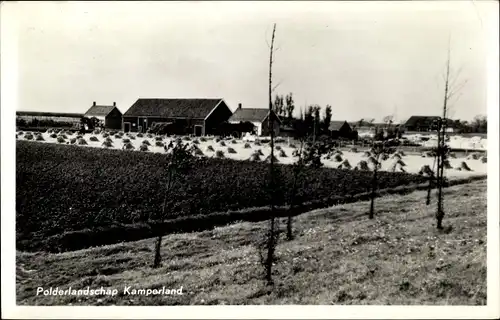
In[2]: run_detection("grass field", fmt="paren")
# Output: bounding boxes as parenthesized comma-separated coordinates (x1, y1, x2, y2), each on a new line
(16, 180, 487, 305)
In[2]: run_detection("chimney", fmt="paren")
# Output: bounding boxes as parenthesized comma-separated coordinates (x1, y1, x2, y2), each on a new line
(93, 101, 96, 106)
(113, 102, 116, 107)
(238, 103, 242, 109)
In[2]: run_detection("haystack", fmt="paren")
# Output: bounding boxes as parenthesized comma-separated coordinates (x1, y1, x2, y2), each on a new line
(244, 143, 252, 149)
(458, 161, 472, 171)
(367, 156, 379, 166)
(57, 136, 66, 143)
(338, 159, 352, 170)
(264, 154, 280, 163)
(89, 136, 99, 142)
(418, 165, 434, 177)
(334, 150, 343, 156)
(35, 135, 45, 141)
(193, 148, 204, 156)
(275, 145, 282, 151)
(215, 150, 225, 158)
(279, 149, 287, 158)
(123, 142, 134, 150)
(255, 149, 264, 156)
(362, 151, 371, 157)
(349, 147, 358, 153)
(481, 156, 487, 163)
(289, 144, 297, 149)
(333, 154, 343, 162)
(139, 144, 149, 152)
(77, 138, 87, 145)
(206, 145, 215, 152)
(219, 140, 226, 147)
(448, 152, 457, 159)
(102, 140, 113, 148)
(389, 159, 406, 172)
(227, 147, 237, 154)
(249, 152, 262, 162)
(142, 140, 151, 146)
(356, 160, 370, 171)
(443, 159, 452, 169)
(380, 153, 389, 161)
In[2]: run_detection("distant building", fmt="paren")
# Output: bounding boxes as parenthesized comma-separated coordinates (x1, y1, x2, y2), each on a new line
(16, 111, 83, 128)
(228, 104, 281, 136)
(122, 98, 232, 135)
(84, 102, 123, 130)
(404, 116, 456, 132)
(328, 120, 353, 139)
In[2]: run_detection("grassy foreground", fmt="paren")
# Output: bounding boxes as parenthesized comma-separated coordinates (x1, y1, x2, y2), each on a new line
(17, 181, 486, 305)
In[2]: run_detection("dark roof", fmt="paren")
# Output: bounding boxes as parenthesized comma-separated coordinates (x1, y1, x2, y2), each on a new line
(16, 111, 83, 118)
(84, 105, 118, 117)
(123, 98, 223, 119)
(228, 108, 276, 123)
(404, 116, 455, 128)
(329, 120, 351, 131)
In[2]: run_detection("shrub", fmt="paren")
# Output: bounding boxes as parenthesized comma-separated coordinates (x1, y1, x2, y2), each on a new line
(139, 144, 149, 152)
(50, 133, 58, 139)
(216, 150, 225, 158)
(89, 136, 99, 142)
(77, 138, 87, 145)
(206, 145, 215, 152)
(380, 153, 389, 161)
(70, 138, 77, 144)
(35, 135, 45, 141)
(244, 143, 252, 149)
(102, 140, 113, 148)
(227, 147, 237, 154)
(57, 136, 66, 144)
(418, 165, 434, 176)
(142, 140, 151, 146)
(122, 138, 131, 144)
(356, 160, 370, 171)
(156, 141, 165, 147)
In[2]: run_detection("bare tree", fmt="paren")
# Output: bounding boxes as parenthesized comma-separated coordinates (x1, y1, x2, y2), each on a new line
(434, 38, 467, 230)
(152, 140, 195, 268)
(260, 23, 277, 285)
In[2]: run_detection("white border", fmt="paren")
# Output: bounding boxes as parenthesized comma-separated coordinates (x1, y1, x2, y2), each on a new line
(2, 1, 499, 319)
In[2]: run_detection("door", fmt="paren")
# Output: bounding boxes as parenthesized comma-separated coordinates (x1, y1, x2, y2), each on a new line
(124, 122, 131, 133)
(194, 125, 203, 136)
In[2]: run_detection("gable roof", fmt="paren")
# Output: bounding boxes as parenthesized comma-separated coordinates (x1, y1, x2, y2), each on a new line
(85, 105, 118, 117)
(329, 120, 351, 131)
(404, 116, 455, 128)
(123, 98, 223, 119)
(228, 108, 281, 123)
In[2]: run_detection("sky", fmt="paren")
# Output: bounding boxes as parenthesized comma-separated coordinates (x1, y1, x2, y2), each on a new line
(9, 1, 496, 122)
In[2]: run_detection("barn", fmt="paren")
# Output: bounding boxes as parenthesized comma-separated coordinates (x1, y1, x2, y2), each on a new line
(228, 104, 281, 136)
(329, 120, 354, 139)
(122, 98, 233, 135)
(84, 102, 123, 130)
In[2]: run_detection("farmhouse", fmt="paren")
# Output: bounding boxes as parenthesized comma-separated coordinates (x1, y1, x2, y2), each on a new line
(84, 102, 123, 130)
(122, 98, 233, 135)
(328, 120, 354, 139)
(228, 104, 281, 136)
(404, 116, 456, 132)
